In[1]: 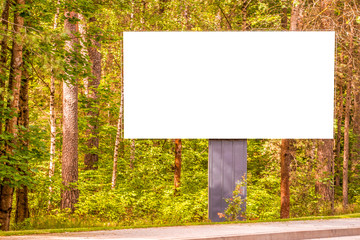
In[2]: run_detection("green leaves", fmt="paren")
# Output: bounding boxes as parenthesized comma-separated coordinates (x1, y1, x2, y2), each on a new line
(222, 181, 247, 221)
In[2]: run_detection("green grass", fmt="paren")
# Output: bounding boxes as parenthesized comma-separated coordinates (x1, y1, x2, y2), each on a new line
(1, 212, 360, 236)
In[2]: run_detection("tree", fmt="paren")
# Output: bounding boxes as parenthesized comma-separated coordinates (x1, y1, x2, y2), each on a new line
(281, 0, 287, 30)
(280, 139, 294, 218)
(0, 0, 25, 231)
(314, 0, 336, 212)
(316, 139, 334, 211)
(15, 60, 30, 224)
(335, 63, 344, 187)
(111, 57, 124, 189)
(174, 139, 182, 195)
(280, 0, 302, 219)
(48, 0, 60, 208)
(61, 10, 80, 212)
(352, 51, 360, 201)
(343, 21, 353, 208)
(0, 0, 10, 138)
(289, 0, 303, 31)
(81, 16, 101, 170)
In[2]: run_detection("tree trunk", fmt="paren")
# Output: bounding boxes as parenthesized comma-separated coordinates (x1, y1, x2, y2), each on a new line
(335, 71, 344, 187)
(0, 184, 13, 231)
(15, 63, 30, 224)
(130, 0, 135, 30)
(280, 139, 294, 218)
(61, 10, 79, 212)
(49, 75, 56, 181)
(0, 0, 25, 231)
(84, 17, 101, 170)
(343, 76, 351, 208)
(15, 186, 29, 223)
(49, 0, 60, 209)
(315, 0, 335, 212)
(352, 28, 360, 194)
(174, 139, 182, 195)
(49, 74, 56, 208)
(182, 2, 191, 31)
(112, 79, 124, 189)
(0, 0, 10, 138)
(289, 0, 302, 31)
(279, 0, 301, 219)
(316, 139, 334, 211)
(216, 9, 222, 30)
(353, 82, 360, 178)
(112, 106, 122, 189)
(343, 22, 353, 209)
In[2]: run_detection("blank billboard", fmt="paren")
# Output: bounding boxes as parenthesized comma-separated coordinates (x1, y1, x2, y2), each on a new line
(124, 32, 334, 139)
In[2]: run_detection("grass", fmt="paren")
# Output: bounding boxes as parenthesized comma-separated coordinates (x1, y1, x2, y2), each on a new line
(1, 212, 360, 236)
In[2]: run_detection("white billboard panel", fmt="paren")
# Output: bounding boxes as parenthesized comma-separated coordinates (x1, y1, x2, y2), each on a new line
(124, 32, 334, 139)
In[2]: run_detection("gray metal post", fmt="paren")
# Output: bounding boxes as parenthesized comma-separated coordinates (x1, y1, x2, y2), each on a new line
(208, 139, 247, 222)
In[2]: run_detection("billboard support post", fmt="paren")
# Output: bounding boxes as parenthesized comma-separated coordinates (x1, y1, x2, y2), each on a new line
(208, 139, 247, 222)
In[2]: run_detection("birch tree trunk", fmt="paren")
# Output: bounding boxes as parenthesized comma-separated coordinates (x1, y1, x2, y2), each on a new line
(61, 10, 79, 212)
(0, 0, 25, 231)
(112, 71, 124, 189)
(289, 0, 302, 31)
(112, 103, 123, 189)
(49, 0, 60, 209)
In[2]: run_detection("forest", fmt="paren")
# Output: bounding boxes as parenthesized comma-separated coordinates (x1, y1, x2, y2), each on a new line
(0, 0, 359, 233)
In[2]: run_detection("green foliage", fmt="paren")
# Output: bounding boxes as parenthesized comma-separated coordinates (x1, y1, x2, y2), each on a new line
(247, 174, 281, 220)
(57, 138, 209, 226)
(246, 140, 281, 220)
(220, 181, 246, 221)
(0, 124, 47, 189)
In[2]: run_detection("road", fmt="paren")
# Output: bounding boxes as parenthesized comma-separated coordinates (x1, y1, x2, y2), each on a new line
(1, 218, 360, 240)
